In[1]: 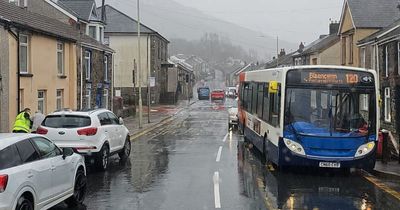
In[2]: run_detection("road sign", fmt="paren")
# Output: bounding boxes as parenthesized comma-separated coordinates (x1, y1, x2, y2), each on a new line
(150, 77, 156, 87)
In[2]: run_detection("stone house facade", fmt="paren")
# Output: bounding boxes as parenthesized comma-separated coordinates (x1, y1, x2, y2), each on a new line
(358, 20, 400, 155)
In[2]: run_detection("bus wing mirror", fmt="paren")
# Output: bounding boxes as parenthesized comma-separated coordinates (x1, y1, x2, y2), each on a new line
(268, 81, 278, 94)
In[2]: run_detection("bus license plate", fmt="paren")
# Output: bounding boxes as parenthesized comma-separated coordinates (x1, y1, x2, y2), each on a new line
(319, 162, 341, 168)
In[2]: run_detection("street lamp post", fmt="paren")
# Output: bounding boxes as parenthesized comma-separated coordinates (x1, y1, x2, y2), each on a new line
(137, 0, 143, 128)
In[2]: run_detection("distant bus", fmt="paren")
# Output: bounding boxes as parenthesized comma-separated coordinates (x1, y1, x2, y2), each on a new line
(238, 65, 378, 171)
(198, 87, 210, 100)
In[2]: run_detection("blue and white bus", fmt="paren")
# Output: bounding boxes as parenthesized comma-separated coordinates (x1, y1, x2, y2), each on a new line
(238, 66, 379, 171)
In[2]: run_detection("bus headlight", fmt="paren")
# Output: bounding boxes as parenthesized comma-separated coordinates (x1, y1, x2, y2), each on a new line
(355, 142, 375, 158)
(284, 138, 306, 156)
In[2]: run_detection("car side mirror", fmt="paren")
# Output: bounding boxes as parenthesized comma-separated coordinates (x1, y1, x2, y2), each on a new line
(62, 148, 74, 159)
(119, 117, 124, 125)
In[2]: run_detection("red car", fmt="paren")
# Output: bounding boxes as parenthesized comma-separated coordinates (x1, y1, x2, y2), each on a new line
(211, 90, 225, 102)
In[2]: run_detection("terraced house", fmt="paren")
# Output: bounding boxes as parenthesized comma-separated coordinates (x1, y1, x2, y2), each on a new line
(27, 0, 115, 110)
(99, 5, 169, 105)
(0, 1, 78, 132)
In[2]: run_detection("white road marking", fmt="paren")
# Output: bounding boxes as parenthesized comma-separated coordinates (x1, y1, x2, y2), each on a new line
(222, 133, 228, 142)
(213, 171, 221, 209)
(216, 146, 223, 162)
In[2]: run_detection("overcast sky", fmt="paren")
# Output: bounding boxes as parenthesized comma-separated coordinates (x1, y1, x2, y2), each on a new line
(172, 0, 344, 44)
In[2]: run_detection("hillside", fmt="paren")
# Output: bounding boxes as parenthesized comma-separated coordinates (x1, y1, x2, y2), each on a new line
(97, 0, 296, 60)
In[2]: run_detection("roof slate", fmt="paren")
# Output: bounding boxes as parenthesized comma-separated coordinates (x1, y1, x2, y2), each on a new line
(98, 5, 154, 34)
(59, 0, 97, 21)
(0, 0, 78, 41)
(358, 19, 400, 45)
(347, 0, 400, 28)
(300, 34, 340, 55)
(265, 52, 296, 69)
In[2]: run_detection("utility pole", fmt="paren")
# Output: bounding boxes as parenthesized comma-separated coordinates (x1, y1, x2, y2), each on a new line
(276, 36, 279, 68)
(147, 75, 150, 123)
(137, 0, 143, 128)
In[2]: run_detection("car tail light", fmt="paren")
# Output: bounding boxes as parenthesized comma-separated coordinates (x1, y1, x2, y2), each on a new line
(36, 127, 48, 134)
(77, 127, 98, 136)
(0, 175, 8, 193)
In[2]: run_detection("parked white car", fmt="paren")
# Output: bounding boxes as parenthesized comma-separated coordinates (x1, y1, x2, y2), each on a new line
(227, 99, 239, 130)
(38, 109, 131, 171)
(0, 133, 86, 210)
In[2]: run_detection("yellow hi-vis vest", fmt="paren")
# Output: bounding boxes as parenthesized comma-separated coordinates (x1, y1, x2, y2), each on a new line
(13, 112, 31, 133)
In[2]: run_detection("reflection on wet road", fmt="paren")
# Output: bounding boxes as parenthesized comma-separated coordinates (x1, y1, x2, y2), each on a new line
(51, 99, 400, 210)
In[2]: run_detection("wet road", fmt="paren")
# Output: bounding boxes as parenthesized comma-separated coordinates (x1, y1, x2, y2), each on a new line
(52, 99, 400, 210)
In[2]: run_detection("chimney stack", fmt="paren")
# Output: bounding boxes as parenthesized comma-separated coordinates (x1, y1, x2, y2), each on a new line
(279, 49, 286, 57)
(101, 0, 106, 23)
(329, 20, 339, 35)
(298, 42, 305, 52)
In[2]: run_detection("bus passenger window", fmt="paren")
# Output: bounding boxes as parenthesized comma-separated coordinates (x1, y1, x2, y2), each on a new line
(257, 83, 264, 118)
(252, 82, 258, 114)
(262, 84, 270, 122)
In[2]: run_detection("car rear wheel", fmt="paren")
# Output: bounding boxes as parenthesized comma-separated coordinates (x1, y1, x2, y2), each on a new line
(96, 144, 109, 171)
(16, 196, 33, 210)
(119, 137, 131, 162)
(65, 169, 87, 207)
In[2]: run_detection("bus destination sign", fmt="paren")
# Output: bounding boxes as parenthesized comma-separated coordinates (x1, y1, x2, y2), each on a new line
(286, 69, 374, 87)
(302, 72, 360, 84)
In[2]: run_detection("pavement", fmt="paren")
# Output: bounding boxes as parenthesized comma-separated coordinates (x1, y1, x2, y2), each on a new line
(124, 100, 195, 140)
(373, 160, 400, 179)
(51, 98, 400, 210)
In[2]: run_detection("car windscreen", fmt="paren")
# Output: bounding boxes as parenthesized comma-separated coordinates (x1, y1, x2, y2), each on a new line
(42, 115, 91, 128)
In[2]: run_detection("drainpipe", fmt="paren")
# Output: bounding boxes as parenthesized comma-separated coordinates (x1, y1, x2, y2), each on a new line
(16, 30, 20, 113)
(80, 47, 83, 109)
(111, 52, 114, 112)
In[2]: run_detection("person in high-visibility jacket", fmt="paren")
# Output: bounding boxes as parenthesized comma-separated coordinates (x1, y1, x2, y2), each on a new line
(12, 108, 33, 133)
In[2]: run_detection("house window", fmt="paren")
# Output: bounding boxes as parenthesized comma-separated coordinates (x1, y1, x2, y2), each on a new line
(398, 42, 400, 75)
(19, 34, 29, 73)
(312, 58, 318, 65)
(88, 26, 96, 39)
(384, 87, 391, 122)
(349, 34, 354, 64)
(385, 45, 389, 77)
(85, 89, 91, 109)
(99, 27, 104, 43)
(104, 55, 108, 81)
(38, 90, 46, 114)
(103, 89, 109, 109)
(84, 51, 91, 80)
(57, 42, 64, 75)
(9, 0, 26, 7)
(56, 89, 64, 111)
(360, 47, 366, 68)
(372, 45, 376, 70)
(341, 37, 346, 65)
